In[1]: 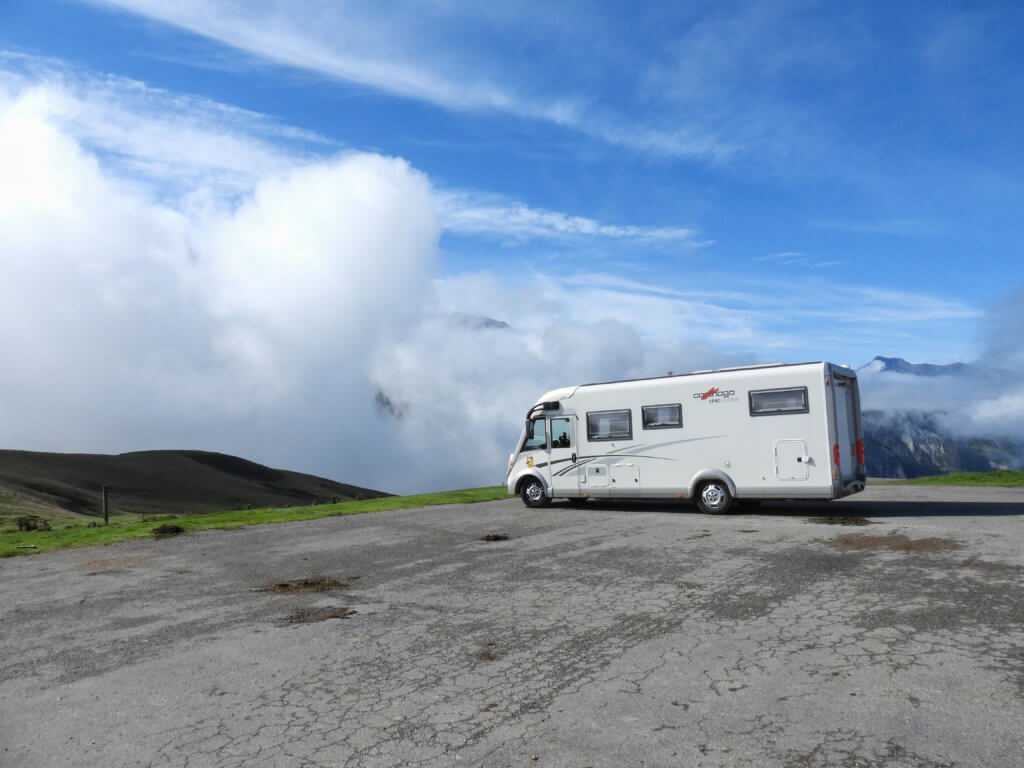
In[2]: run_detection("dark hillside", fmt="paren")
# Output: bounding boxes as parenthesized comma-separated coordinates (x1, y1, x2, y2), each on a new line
(0, 450, 388, 519)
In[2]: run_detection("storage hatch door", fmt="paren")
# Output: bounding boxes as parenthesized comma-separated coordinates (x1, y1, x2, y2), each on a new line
(774, 440, 809, 481)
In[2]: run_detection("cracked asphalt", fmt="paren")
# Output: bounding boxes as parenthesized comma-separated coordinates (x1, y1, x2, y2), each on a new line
(2, 484, 1024, 767)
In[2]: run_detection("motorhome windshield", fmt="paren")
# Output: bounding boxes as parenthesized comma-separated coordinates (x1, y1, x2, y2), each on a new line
(521, 417, 547, 451)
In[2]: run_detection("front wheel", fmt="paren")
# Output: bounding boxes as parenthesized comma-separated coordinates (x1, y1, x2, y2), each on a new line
(520, 477, 550, 508)
(695, 480, 733, 515)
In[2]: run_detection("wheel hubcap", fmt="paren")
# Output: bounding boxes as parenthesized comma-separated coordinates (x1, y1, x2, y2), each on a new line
(526, 483, 544, 502)
(701, 484, 725, 508)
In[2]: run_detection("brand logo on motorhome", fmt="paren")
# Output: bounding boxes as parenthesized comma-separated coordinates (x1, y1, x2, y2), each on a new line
(694, 386, 737, 403)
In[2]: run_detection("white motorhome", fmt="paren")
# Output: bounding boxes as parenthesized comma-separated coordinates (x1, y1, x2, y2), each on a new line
(506, 361, 866, 514)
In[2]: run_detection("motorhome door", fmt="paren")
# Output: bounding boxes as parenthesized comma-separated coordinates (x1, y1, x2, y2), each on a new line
(547, 416, 579, 498)
(832, 374, 859, 483)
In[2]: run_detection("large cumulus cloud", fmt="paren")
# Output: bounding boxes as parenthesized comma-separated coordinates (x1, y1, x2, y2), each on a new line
(0, 82, 445, 490)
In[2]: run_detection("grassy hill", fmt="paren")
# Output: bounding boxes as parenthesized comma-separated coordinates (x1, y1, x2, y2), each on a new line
(0, 485, 509, 557)
(897, 470, 1024, 487)
(0, 449, 387, 531)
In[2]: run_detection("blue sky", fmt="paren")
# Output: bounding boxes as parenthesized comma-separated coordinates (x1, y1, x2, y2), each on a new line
(4, 0, 1021, 364)
(1, 1, 1022, 487)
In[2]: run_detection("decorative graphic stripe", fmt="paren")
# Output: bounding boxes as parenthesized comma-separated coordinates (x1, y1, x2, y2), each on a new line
(550, 436, 724, 476)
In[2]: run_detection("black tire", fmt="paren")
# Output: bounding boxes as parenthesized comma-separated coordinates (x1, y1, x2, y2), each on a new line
(695, 480, 733, 515)
(519, 477, 550, 508)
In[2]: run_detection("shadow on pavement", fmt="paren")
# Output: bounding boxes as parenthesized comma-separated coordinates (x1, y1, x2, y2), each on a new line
(555, 498, 1024, 518)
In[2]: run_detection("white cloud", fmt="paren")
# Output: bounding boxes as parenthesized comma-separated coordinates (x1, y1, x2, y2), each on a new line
(858, 367, 1024, 444)
(370, 280, 736, 489)
(0, 51, 328, 198)
(435, 190, 700, 244)
(0, 75, 443, 489)
(754, 252, 840, 269)
(1, 53, 706, 248)
(78, 0, 734, 160)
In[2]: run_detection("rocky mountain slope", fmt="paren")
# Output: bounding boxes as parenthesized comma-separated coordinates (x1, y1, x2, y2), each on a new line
(862, 409, 1023, 478)
(859, 357, 1023, 477)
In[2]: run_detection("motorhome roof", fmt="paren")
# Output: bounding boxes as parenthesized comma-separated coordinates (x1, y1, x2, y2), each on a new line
(577, 361, 824, 390)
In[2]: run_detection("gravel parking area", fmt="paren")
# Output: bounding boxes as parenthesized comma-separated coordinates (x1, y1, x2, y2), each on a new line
(2, 485, 1023, 767)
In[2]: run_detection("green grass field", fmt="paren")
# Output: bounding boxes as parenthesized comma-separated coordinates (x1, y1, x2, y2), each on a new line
(898, 470, 1024, 487)
(0, 486, 509, 558)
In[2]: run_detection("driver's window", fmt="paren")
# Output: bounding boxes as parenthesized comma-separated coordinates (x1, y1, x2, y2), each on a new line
(522, 418, 547, 451)
(550, 418, 572, 449)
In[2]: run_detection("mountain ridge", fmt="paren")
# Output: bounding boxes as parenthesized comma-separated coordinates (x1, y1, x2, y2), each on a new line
(0, 449, 388, 521)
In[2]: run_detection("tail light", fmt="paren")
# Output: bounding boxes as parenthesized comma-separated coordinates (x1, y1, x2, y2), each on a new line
(856, 439, 865, 465)
(833, 442, 841, 466)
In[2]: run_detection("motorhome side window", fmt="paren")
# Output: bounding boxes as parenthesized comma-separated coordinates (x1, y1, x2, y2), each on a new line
(550, 418, 572, 448)
(522, 418, 547, 450)
(642, 404, 682, 429)
(749, 387, 809, 416)
(586, 409, 632, 441)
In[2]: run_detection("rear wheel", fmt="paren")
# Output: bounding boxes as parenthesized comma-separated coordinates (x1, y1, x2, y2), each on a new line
(519, 477, 550, 508)
(696, 480, 733, 515)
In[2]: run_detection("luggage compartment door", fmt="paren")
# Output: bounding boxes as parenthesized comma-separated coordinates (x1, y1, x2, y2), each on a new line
(610, 462, 641, 496)
(774, 440, 809, 481)
(584, 464, 610, 490)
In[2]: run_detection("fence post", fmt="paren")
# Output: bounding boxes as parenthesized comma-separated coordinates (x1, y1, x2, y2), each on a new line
(102, 485, 109, 525)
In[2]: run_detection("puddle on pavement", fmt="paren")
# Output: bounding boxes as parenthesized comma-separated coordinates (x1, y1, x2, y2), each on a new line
(829, 532, 961, 553)
(262, 577, 350, 593)
(480, 533, 511, 542)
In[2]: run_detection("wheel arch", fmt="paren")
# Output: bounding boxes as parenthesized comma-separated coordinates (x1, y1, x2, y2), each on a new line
(515, 472, 549, 497)
(688, 470, 737, 499)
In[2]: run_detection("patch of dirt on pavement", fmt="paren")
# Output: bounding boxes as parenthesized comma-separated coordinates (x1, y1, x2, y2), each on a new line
(152, 524, 185, 538)
(829, 532, 962, 553)
(480, 533, 511, 542)
(286, 606, 356, 624)
(807, 516, 874, 526)
(474, 642, 501, 661)
(262, 577, 349, 593)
